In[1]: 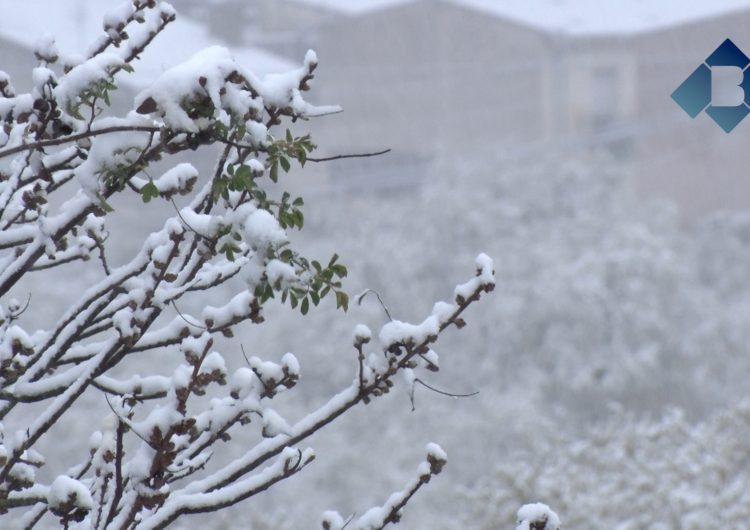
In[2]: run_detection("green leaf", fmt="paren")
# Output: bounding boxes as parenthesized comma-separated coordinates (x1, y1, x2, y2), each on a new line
(270, 162, 278, 183)
(335, 291, 349, 311)
(212, 178, 226, 200)
(236, 164, 251, 180)
(332, 264, 348, 278)
(264, 283, 274, 301)
(279, 156, 291, 173)
(97, 194, 114, 213)
(300, 296, 309, 315)
(292, 209, 304, 228)
(310, 290, 320, 306)
(286, 128, 293, 143)
(215, 121, 228, 138)
(141, 180, 159, 203)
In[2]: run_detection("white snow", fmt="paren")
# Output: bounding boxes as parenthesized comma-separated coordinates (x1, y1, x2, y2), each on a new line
(430, 301, 457, 325)
(53, 52, 123, 112)
(151, 162, 198, 194)
(321, 510, 346, 530)
(353, 323, 372, 345)
(0, 0, 294, 88)
(281, 352, 300, 377)
(33, 34, 58, 62)
(248, 357, 284, 383)
(229, 367, 258, 399)
(202, 291, 254, 327)
(47, 475, 94, 510)
(243, 209, 288, 250)
(258, 52, 342, 118)
(454, 253, 495, 302)
(266, 259, 297, 286)
(378, 316, 440, 349)
(516, 503, 561, 530)
(178, 208, 220, 237)
(72, 116, 154, 200)
(420, 349, 439, 370)
(199, 351, 227, 377)
(261, 408, 291, 437)
(135, 45, 242, 132)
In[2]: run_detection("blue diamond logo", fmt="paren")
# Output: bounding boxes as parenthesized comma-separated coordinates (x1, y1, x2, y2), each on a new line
(672, 38, 750, 133)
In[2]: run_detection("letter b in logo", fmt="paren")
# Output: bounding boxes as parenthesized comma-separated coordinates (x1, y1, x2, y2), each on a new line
(711, 66, 745, 107)
(672, 38, 750, 132)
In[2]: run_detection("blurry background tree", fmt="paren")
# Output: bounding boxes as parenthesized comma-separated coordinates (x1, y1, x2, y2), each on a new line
(463, 403, 750, 529)
(0, 2, 495, 528)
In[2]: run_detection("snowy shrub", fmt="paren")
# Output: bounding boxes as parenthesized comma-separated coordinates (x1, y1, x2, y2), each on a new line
(0, 2, 495, 528)
(461, 402, 750, 529)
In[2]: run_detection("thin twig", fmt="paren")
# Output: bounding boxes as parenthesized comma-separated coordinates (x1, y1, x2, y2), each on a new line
(104, 394, 151, 447)
(93, 236, 111, 276)
(8, 293, 32, 320)
(170, 198, 210, 239)
(171, 301, 207, 330)
(215, 136, 390, 164)
(0, 125, 161, 160)
(356, 288, 393, 321)
(414, 378, 479, 400)
(341, 513, 356, 530)
(408, 377, 479, 412)
(306, 148, 390, 162)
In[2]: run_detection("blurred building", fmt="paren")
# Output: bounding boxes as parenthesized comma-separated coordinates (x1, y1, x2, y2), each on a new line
(3, 1, 750, 217)
(186, 0, 750, 218)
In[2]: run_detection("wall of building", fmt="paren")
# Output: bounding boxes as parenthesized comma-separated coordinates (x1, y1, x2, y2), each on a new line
(632, 10, 750, 218)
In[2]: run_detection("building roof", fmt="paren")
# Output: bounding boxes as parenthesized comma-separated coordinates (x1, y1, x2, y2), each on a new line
(287, 0, 411, 16)
(452, 0, 750, 36)
(0, 1, 295, 87)
(289, 0, 750, 35)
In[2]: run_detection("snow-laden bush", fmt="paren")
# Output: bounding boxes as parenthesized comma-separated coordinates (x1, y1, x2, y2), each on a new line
(0, 2, 495, 528)
(462, 402, 750, 529)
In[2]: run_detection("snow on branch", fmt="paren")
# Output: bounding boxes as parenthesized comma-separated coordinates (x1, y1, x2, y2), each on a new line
(322, 443, 448, 530)
(0, 1, 493, 528)
(516, 503, 561, 530)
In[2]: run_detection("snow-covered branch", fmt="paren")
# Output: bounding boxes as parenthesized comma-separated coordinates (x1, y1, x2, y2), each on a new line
(321, 443, 448, 530)
(0, 2, 493, 528)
